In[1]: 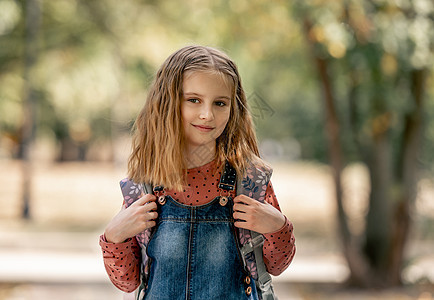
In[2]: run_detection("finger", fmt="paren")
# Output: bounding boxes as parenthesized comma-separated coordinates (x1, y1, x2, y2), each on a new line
(234, 220, 249, 230)
(233, 195, 254, 205)
(233, 211, 247, 221)
(144, 201, 158, 212)
(144, 211, 158, 221)
(142, 193, 157, 202)
(145, 220, 157, 229)
(233, 201, 250, 213)
(232, 203, 242, 212)
(133, 193, 157, 206)
(138, 203, 157, 218)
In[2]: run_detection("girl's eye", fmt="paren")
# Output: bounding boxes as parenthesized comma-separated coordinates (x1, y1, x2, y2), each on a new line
(215, 101, 227, 107)
(188, 98, 200, 104)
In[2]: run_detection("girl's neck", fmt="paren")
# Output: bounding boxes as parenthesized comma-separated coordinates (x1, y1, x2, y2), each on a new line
(184, 144, 216, 169)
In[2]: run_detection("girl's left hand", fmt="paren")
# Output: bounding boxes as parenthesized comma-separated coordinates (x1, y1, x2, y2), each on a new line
(233, 195, 286, 234)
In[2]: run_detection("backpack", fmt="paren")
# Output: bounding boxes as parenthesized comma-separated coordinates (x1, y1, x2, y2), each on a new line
(120, 161, 276, 300)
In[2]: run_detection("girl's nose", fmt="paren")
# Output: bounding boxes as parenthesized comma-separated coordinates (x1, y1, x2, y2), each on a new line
(199, 105, 214, 120)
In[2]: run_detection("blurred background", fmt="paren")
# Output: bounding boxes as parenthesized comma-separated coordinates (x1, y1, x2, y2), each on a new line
(1, 0, 433, 299)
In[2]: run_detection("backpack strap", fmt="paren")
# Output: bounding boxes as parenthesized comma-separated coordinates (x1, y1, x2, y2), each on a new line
(135, 183, 153, 300)
(236, 168, 276, 300)
(241, 231, 275, 300)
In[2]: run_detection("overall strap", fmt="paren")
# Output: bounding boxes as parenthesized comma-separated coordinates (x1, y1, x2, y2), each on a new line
(219, 161, 237, 191)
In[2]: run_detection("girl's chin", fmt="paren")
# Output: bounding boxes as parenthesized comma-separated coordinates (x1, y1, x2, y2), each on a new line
(185, 141, 216, 151)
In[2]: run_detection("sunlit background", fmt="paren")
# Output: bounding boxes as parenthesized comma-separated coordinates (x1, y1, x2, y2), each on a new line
(1, 0, 433, 299)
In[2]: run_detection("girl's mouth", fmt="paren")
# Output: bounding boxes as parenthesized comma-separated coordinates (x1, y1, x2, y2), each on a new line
(193, 124, 214, 132)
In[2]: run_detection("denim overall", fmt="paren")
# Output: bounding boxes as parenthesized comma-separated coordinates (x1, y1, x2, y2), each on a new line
(120, 161, 274, 299)
(143, 186, 258, 299)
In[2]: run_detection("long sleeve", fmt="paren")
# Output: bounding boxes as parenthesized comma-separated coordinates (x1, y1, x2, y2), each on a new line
(262, 182, 296, 276)
(99, 235, 141, 293)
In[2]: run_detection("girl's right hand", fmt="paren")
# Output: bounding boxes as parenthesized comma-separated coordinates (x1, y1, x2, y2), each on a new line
(104, 193, 158, 244)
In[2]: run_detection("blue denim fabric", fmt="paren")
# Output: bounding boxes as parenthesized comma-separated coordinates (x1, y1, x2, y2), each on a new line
(144, 196, 258, 300)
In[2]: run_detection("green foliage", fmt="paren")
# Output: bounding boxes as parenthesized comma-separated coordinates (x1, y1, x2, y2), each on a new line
(293, 0, 434, 285)
(0, 0, 433, 166)
(293, 0, 434, 166)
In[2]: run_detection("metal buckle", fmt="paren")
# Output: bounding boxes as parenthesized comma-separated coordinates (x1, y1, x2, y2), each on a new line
(158, 195, 166, 205)
(219, 196, 228, 206)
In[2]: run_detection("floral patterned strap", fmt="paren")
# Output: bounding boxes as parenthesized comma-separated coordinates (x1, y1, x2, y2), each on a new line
(119, 178, 153, 287)
(236, 162, 275, 299)
(236, 162, 273, 281)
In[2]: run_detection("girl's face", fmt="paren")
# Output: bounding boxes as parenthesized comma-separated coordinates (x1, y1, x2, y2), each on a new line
(181, 70, 232, 158)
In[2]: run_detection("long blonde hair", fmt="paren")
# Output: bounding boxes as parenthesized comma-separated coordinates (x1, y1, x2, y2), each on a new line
(128, 45, 261, 191)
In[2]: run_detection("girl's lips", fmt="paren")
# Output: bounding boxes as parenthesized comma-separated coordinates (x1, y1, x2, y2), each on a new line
(192, 124, 214, 132)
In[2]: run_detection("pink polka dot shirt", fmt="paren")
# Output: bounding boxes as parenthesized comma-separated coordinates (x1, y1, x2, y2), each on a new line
(100, 159, 296, 292)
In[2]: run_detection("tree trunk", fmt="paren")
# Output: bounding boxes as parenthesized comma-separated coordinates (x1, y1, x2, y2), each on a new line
(364, 127, 392, 284)
(388, 68, 426, 284)
(21, 0, 41, 219)
(302, 18, 371, 286)
(300, 4, 426, 289)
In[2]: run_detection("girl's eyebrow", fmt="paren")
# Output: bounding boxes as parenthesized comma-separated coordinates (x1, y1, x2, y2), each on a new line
(183, 92, 231, 100)
(183, 92, 201, 97)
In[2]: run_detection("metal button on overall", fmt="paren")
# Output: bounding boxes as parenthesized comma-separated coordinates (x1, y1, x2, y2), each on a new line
(246, 286, 252, 296)
(158, 195, 166, 205)
(219, 196, 228, 206)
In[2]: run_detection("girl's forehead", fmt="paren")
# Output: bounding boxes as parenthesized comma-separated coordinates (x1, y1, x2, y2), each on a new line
(183, 70, 234, 92)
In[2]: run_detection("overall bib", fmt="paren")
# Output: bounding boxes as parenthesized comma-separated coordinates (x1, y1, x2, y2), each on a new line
(144, 195, 259, 300)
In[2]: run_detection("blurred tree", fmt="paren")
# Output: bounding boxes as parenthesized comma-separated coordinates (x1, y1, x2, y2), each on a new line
(20, 0, 41, 219)
(1, 0, 433, 259)
(1, 0, 318, 162)
(296, 0, 433, 287)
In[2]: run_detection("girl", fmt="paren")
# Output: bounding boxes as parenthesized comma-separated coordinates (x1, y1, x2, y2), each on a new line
(100, 45, 296, 300)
